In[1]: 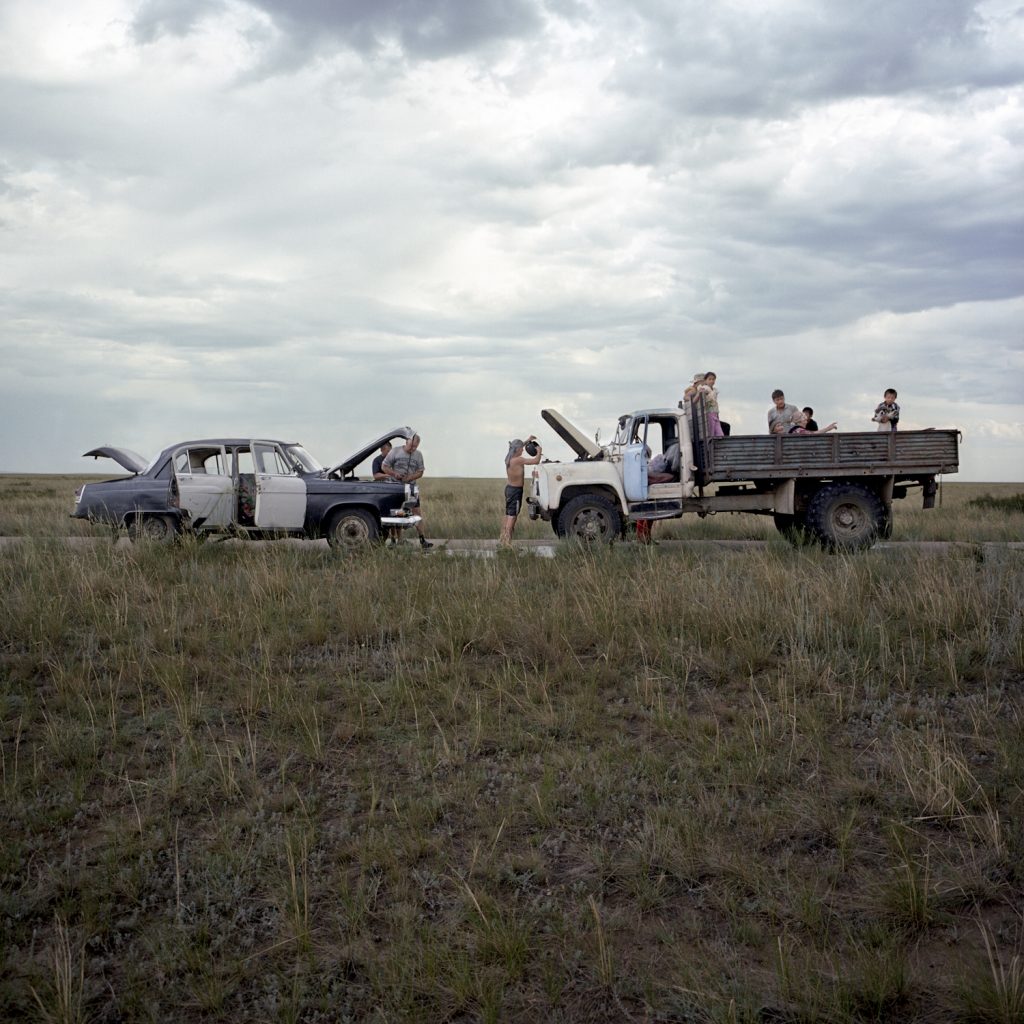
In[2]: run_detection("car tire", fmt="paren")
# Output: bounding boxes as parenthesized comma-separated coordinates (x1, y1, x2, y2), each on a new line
(773, 513, 812, 547)
(326, 508, 380, 549)
(128, 514, 178, 544)
(557, 494, 622, 543)
(805, 483, 884, 550)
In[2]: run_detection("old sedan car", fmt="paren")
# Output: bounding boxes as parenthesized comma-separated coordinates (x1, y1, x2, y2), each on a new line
(71, 430, 421, 548)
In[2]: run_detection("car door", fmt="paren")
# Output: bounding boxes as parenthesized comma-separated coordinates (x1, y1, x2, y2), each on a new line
(624, 417, 649, 501)
(172, 445, 234, 528)
(252, 441, 307, 529)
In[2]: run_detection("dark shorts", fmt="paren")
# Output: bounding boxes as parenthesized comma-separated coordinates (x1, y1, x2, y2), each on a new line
(504, 485, 523, 517)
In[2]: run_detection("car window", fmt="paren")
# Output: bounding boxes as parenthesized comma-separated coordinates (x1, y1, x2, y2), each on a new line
(235, 448, 254, 476)
(254, 443, 293, 476)
(174, 448, 227, 475)
(284, 445, 322, 473)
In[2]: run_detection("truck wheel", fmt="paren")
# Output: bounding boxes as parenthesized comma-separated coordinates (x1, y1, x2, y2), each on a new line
(773, 513, 812, 546)
(805, 484, 884, 550)
(128, 514, 177, 544)
(558, 494, 622, 543)
(326, 509, 380, 548)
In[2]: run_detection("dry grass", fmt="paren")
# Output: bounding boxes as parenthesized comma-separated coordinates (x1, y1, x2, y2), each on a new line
(5, 473, 1024, 542)
(0, 474, 1022, 1022)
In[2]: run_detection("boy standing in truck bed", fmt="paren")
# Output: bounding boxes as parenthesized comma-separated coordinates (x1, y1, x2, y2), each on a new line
(872, 389, 900, 432)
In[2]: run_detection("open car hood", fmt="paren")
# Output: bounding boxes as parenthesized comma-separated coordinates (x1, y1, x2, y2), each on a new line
(325, 426, 415, 477)
(541, 409, 603, 459)
(82, 446, 150, 475)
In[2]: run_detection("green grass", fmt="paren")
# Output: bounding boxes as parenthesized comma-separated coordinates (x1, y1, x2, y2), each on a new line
(969, 493, 1024, 515)
(0, 477, 1022, 1021)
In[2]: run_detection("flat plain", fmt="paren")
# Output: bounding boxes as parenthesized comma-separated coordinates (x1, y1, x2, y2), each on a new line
(1, 475, 1023, 1022)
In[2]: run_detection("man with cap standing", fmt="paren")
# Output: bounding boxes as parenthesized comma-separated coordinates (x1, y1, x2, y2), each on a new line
(500, 435, 542, 546)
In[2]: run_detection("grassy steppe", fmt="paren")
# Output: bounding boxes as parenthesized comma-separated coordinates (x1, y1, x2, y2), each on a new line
(3, 474, 1024, 542)
(1, 476, 1023, 1022)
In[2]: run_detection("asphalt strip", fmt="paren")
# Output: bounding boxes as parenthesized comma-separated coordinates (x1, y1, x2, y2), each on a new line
(1, 537, 1021, 557)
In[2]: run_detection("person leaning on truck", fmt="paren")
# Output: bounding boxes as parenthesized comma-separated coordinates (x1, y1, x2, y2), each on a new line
(768, 390, 800, 434)
(500, 436, 542, 545)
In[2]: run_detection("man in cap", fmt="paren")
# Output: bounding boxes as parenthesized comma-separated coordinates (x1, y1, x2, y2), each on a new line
(500, 435, 542, 546)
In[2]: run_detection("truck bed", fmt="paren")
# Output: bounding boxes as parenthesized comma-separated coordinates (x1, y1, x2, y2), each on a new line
(700, 429, 960, 483)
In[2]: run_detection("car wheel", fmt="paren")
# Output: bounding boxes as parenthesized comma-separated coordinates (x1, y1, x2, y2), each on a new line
(805, 483, 884, 550)
(128, 514, 178, 544)
(773, 512, 812, 547)
(326, 508, 380, 548)
(557, 494, 622, 543)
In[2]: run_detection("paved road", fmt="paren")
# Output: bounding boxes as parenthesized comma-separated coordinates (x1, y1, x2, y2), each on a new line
(1, 537, 1021, 557)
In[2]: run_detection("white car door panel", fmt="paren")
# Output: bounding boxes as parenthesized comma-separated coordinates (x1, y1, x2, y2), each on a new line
(252, 441, 307, 529)
(173, 446, 234, 528)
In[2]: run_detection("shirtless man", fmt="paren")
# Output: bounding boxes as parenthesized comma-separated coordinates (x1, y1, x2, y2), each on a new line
(500, 435, 542, 545)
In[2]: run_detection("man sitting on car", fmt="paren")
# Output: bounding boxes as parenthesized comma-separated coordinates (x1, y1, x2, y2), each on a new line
(382, 434, 433, 549)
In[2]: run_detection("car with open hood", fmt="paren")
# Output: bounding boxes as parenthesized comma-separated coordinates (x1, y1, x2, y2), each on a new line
(71, 432, 421, 547)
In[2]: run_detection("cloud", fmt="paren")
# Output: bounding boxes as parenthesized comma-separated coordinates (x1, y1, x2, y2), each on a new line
(604, 0, 1024, 116)
(132, 0, 543, 63)
(0, 0, 1021, 480)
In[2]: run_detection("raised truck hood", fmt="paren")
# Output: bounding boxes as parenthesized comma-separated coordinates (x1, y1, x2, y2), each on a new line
(541, 409, 603, 460)
(82, 446, 150, 474)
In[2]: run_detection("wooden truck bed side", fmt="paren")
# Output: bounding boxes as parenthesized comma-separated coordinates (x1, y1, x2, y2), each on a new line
(701, 429, 960, 482)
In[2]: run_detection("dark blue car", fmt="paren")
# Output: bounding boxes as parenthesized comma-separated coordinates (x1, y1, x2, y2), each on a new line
(71, 429, 421, 547)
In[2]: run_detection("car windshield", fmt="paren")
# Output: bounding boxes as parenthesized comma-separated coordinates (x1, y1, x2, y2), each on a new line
(284, 445, 322, 473)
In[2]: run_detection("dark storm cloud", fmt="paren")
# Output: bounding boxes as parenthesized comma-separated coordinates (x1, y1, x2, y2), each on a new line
(607, 0, 1024, 116)
(131, 0, 214, 43)
(133, 0, 542, 59)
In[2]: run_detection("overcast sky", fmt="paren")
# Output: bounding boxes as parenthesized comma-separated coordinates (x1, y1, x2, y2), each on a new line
(2, 0, 1022, 480)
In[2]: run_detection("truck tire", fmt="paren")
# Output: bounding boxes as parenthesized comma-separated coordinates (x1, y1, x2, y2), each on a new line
(557, 494, 622, 543)
(326, 508, 380, 549)
(805, 483, 884, 550)
(128, 513, 178, 544)
(773, 513, 812, 546)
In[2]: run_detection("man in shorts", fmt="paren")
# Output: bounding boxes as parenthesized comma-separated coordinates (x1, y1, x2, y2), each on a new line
(500, 435, 542, 545)
(382, 434, 433, 549)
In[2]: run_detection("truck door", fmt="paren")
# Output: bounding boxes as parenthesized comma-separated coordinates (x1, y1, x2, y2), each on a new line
(172, 445, 234, 528)
(624, 416, 649, 502)
(252, 442, 307, 529)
